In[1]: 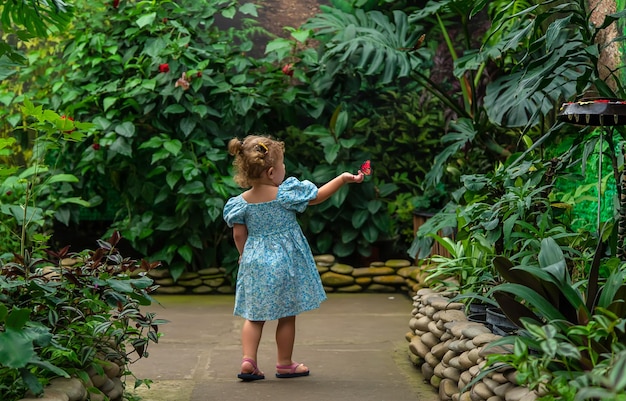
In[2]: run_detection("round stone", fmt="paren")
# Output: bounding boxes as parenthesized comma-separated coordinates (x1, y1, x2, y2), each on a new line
(372, 275, 406, 285)
(436, 310, 468, 323)
(433, 362, 446, 378)
(337, 284, 363, 293)
(468, 348, 481, 364)
(442, 350, 456, 365)
(216, 285, 235, 294)
(430, 373, 442, 388)
(155, 277, 175, 286)
(448, 356, 463, 370)
(352, 266, 395, 277)
(441, 377, 459, 397)
(314, 254, 336, 264)
(428, 320, 445, 338)
(330, 263, 354, 275)
(178, 278, 203, 287)
(192, 285, 214, 294)
(385, 259, 412, 268)
(473, 333, 501, 346)
(494, 382, 514, 397)
(317, 265, 330, 273)
(155, 284, 187, 294)
(367, 283, 397, 292)
(355, 277, 372, 285)
(422, 362, 435, 380)
(178, 272, 199, 280)
(458, 352, 474, 369)
(425, 351, 440, 367)
(461, 325, 492, 339)
(320, 271, 355, 287)
(409, 336, 429, 358)
(397, 266, 418, 278)
(197, 267, 221, 275)
(443, 366, 461, 382)
(48, 377, 86, 401)
(421, 332, 439, 348)
(505, 386, 531, 401)
(203, 278, 225, 287)
(415, 316, 432, 332)
(147, 268, 171, 279)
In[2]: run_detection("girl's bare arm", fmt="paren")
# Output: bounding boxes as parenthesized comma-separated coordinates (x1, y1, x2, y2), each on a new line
(309, 172, 364, 206)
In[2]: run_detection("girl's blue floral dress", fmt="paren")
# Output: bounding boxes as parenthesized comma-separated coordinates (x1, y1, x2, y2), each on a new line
(223, 177, 327, 321)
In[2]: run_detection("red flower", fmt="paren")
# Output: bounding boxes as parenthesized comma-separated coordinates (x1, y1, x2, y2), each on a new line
(197, 71, 202, 77)
(6, 191, 12, 196)
(92, 143, 101, 150)
(359, 160, 372, 176)
(113, 0, 120, 8)
(282, 64, 294, 77)
(159, 63, 170, 73)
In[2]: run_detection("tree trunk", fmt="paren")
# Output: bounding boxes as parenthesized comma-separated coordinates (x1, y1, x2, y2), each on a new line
(588, 0, 621, 91)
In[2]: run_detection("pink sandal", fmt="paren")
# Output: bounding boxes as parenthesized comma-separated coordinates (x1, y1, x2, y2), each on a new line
(275, 362, 310, 378)
(238, 358, 265, 381)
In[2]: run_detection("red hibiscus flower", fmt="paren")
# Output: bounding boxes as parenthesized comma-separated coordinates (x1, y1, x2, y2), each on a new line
(282, 64, 294, 77)
(159, 63, 170, 73)
(113, 0, 120, 8)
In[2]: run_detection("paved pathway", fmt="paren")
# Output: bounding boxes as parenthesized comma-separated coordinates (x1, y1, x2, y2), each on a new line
(129, 293, 438, 401)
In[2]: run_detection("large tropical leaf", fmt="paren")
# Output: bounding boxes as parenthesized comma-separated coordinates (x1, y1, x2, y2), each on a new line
(484, 23, 588, 127)
(487, 282, 568, 325)
(305, 8, 427, 83)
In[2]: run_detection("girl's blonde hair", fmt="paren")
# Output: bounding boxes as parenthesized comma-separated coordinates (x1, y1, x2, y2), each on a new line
(228, 135, 285, 188)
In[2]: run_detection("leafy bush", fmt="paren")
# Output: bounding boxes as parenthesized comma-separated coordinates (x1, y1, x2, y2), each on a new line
(0, 231, 165, 400)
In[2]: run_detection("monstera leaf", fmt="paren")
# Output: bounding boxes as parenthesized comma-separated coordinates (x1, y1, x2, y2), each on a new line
(304, 8, 428, 83)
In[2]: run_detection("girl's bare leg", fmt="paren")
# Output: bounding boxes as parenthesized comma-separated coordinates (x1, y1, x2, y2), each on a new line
(276, 316, 308, 374)
(241, 319, 265, 373)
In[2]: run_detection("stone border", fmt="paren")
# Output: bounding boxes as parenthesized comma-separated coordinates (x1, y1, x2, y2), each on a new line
(407, 288, 540, 401)
(17, 354, 125, 401)
(148, 255, 429, 295)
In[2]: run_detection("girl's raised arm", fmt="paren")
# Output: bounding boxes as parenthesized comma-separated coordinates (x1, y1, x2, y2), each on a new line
(309, 172, 364, 206)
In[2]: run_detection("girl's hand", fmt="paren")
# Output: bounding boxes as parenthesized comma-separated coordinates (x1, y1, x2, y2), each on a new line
(342, 171, 364, 184)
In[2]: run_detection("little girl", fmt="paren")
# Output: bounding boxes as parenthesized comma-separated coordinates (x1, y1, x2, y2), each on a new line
(223, 135, 364, 381)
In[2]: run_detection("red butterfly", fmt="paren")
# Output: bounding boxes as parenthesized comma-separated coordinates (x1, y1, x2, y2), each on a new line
(359, 160, 372, 176)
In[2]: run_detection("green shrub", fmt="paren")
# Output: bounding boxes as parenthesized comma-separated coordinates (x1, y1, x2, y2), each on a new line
(0, 231, 165, 400)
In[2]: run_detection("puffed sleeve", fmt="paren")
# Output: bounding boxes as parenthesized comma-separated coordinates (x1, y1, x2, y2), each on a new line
(277, 177, 318, 213)
(223, 196, 247, 227)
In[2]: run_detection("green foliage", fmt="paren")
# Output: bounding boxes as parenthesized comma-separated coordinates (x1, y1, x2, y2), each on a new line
(3, 0, 311, 278)
(0, 99, 92, 261)
(0, 232, 165, 400)
(425, 233, 498, 297)
(483, 312, 626, 400)
(0, 0, 73, 74)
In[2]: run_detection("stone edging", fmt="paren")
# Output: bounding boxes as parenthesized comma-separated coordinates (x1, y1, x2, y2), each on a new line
(407, 288, 540, 401)
(149, 255, 429, 295)
(17, 356, 124, 401)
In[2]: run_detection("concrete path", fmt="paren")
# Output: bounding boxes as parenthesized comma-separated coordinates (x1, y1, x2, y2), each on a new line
(129, 293, 438, 401)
